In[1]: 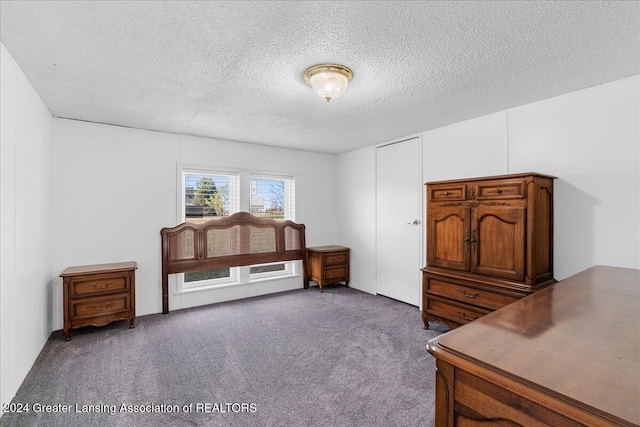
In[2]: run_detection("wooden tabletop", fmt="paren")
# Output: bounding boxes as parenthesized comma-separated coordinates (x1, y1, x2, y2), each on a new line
(60, 261, 138, 277)
(428, 265, 640, 425)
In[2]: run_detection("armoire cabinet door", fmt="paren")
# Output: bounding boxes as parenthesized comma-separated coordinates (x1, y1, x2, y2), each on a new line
(471, 205, 525, 281)
(427, 207, 470, 271)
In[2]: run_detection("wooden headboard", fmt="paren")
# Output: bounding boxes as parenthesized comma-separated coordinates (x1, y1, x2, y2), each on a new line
(160, 211, 307, 314)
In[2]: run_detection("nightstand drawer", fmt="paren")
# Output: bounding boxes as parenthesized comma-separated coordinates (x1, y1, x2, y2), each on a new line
(324, 252, 348, 265)
(324, 266, 348, 280)
(71, 276, 127, 297)
(71, 294, 130, 319)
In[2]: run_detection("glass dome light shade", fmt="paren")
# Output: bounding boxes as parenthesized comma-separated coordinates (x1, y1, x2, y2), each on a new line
(304, 64, 353, 102)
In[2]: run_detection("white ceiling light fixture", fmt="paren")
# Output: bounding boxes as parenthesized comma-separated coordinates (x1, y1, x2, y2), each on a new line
(303, 64, 353, 103)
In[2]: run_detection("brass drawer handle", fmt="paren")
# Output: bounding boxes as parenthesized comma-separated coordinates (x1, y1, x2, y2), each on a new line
(87, 303, 116, 312)
(457, 288, 480, 298)
(457, 311, 479, 322)
(440, 191, 451, 196)
(90, 282, 113, 290)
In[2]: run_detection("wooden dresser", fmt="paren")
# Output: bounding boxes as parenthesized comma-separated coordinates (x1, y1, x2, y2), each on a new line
(423, 173, 556, 329)
(427, 266, 640, 427)
(306, 245, 350, 292)
(60, 261, 137, 341)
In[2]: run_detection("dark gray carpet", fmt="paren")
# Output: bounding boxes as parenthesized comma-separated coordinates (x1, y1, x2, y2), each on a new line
(1, 286, 448, 427)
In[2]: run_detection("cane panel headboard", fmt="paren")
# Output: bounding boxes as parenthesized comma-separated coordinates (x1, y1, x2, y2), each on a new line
(160, 211, 307, 313)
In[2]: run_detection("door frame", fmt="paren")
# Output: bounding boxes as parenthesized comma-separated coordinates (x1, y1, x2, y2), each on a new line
(374, 133, 423, 308)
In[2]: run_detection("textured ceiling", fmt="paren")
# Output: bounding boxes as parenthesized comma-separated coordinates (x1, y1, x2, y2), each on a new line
(1, 1, 639, 154)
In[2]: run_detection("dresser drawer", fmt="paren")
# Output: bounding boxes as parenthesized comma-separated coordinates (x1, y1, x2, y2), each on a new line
(428, 184, 466, 201)
(324, 251, 349, 266)
(476, 179, 525, 200)
(454, 370, 581, 426)
(70, 275, 128, 297)
(425, 296, 490, 325)
(71, 294, 130, 319)
(426, 277, 518, 311)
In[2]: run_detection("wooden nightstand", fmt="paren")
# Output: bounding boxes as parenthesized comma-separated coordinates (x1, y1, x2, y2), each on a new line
(60, 261, 137, 341)
(306, 246, 350, 292)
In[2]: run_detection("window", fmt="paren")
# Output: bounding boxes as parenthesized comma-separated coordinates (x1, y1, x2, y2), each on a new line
(182, 170, 240, 287)
(184, 173, 239, 221)
(178, 166, 296, 291)
(249, 175, 295, 220)
(249, 175, 295, 276)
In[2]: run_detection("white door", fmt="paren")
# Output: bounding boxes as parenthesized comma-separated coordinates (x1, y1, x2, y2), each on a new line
(376, 137, 422, 306)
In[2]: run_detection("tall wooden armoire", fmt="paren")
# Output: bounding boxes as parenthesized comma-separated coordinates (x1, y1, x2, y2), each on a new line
(422, 172, 556, 329)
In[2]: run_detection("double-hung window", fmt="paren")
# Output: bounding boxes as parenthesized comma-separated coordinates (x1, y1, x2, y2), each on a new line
(182, 170, 240, 288)
(248, 174, 296, 278)
(178, 166, 296, 292)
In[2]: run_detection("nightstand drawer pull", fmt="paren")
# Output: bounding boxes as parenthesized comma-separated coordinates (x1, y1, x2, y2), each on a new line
(88, 303, 116, 312)
(457, 288, 480, 298)
(90, 282, 113, 290)
(457, 311, 479, 322)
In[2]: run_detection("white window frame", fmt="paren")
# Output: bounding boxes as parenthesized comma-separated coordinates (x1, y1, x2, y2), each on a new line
(176, 164, 298, 294)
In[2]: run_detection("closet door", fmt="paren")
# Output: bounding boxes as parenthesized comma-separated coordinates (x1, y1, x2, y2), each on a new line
(376, 137, 422, 306)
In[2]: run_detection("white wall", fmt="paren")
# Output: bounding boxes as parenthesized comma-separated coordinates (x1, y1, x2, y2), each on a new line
(337, 75, 640, 300)
(0, 44, 54, 409)
(422, 112, 508, 182)
(507, 75, 640, 278)
(335, 146, 377, 294)
(51, 119, 338, 329)
(51, 121, 178, 322)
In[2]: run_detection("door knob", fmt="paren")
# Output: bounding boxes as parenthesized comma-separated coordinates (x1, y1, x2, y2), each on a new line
(406, 219, 420, 225)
